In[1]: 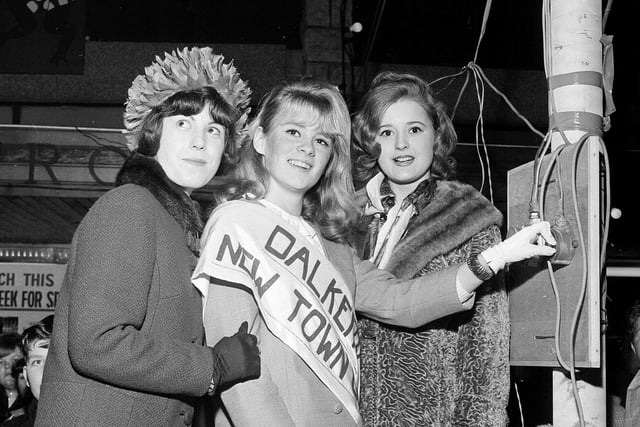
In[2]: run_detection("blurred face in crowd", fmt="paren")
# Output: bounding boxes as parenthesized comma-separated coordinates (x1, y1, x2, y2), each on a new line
(23, 339, 49, 400)
(0, 349, 21, 391)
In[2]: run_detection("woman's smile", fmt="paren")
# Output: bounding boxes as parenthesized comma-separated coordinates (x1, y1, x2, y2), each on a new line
(392, 155, 415, 165)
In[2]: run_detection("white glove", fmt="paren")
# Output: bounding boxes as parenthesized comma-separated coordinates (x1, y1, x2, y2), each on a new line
(482, 220, 557, 273)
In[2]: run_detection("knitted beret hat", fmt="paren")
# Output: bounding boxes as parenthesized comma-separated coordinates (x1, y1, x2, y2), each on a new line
(123, 47, 251, 150)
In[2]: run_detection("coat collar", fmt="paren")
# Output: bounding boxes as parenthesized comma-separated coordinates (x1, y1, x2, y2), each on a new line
(361, 179, 503, 278)
(115, 154, 203, 255)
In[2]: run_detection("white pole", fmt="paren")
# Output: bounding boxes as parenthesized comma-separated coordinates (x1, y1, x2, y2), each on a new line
(546, 0, 605, 426)
(546, 0, 604, 150)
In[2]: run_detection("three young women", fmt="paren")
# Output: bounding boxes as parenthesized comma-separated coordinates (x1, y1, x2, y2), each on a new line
(192, 77, 555, 426)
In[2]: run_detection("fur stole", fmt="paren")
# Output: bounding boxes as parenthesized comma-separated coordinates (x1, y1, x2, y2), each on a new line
(358, 180, 503, 279)
(115, 154, 203, 255)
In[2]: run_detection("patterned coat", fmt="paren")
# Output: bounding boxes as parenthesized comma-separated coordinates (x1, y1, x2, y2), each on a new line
(355, 179, 510, 427)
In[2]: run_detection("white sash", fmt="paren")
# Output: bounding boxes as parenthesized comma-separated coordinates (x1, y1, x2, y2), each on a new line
(193, 200, 362, 425)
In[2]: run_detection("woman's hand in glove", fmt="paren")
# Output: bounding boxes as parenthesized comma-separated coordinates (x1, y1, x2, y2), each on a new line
(210, 321, 261, 391)
(482, 220, 557, 272)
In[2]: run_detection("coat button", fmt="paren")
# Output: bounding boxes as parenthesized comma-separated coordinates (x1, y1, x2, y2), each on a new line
(333, 403, 343, 414)
(191, 336, 198, 343)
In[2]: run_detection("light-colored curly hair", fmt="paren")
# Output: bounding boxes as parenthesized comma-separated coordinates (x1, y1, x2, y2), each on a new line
(221, 78, 359, 244)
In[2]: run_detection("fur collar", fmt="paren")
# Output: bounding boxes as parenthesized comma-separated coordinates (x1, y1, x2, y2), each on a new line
(358, 180, 503, 279)
(115, 154, 203, 255)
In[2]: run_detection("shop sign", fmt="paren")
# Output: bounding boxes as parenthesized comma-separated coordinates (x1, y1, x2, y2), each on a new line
(0, 262, 66, 333)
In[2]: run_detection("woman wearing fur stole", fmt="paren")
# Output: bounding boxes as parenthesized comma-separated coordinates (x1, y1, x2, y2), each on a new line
(35, 47, 260, 427)
(351, 71, 515, 426)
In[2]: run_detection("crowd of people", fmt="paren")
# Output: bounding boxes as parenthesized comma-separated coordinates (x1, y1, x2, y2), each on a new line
(1, 46, 564, 426)
(0, 315, 53, 426)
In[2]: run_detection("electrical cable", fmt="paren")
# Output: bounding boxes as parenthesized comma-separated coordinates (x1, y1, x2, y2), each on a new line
(598, 139, 611, 417)
(530, 131, 553, 216)
(426, 12, 599, 424)
(340, 0, 347, 99)
(599, 140, 611, 322)
(429, 57, 546, 137)
(468, 68, 485, 195)
(514, 381, 525, 427)
(472, 0, 493, 63)
(422, 2, 611, 426)
(470, 65, 494, 202)
(360, 0, 386, 66)
(598, 140, 611, 275)
(425, 0, 546, 210)
(450, 69, 471, 121)
(567, 136, 592, 427)
(537, 132, 608, 427)
(602, 0, 614, 32)
(428, 68, 468, 88)
(547, 258, 571, 372)
(538, 143, 570, 373)
(428, 67, 468, 99)
(428, 68, 469, 121)
(468, 64, 546, 139)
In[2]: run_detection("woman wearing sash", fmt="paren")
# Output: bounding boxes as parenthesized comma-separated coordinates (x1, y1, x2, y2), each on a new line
(191, 78, 555, 426)
(351, 71, 511, 426)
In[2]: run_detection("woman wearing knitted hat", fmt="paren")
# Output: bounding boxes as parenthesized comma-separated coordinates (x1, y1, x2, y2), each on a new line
(35, 47, 260, 427)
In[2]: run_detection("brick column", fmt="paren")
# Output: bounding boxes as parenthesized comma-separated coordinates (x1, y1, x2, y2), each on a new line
(301, 0, 352, 93)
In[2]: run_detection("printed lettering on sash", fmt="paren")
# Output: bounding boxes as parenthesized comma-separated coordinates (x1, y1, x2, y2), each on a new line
(193, 201, 361, 425)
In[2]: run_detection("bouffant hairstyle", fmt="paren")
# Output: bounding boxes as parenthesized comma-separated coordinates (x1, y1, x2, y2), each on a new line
(227, 78, 359, 243)
(351, 71, 458, 187)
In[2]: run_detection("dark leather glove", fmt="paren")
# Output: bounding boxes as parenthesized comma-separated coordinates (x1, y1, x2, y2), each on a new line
(211, 321, 260, 391)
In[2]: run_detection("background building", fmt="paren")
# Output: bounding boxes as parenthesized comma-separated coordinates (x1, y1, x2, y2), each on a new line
(1, 1, 638, 425)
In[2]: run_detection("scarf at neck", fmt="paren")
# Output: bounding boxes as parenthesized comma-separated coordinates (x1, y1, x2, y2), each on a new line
(358, 173, 503, 279)
(115, 154, 204, 256)
(362, 173, 437, 264)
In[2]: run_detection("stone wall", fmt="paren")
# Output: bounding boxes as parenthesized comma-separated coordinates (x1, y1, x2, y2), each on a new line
(301, 0, 352, 90)
(0, 41, 287, 105)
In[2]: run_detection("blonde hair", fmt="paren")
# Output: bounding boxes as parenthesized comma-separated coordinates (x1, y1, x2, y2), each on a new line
(229, 78, 359, 243)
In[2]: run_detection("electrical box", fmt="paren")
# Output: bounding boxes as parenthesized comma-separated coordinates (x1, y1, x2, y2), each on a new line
(507, 138, 601, 367)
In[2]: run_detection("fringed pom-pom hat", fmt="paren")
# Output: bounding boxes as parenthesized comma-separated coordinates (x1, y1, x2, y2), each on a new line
(123, 46, 252, 151)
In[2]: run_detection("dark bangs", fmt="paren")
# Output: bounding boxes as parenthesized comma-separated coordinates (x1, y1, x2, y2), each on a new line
(162, 87, 236, 130)
(136, 86, 238, 158)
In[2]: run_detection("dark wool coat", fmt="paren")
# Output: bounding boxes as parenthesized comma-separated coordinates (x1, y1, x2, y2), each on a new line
(35, 155, 215, 427)
(355, 180, 511, 427)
